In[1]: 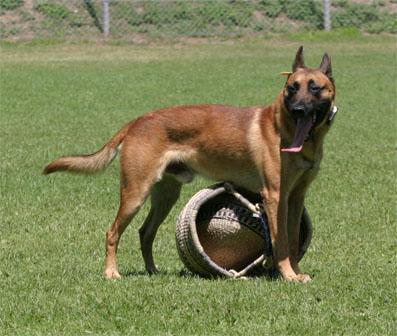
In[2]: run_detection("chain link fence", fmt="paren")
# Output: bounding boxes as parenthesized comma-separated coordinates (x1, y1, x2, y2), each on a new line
(1, 0, 396, 41)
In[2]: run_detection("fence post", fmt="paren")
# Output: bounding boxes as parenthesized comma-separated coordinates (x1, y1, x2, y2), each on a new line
(103, 0, 110, 38)
(323, 0, 331, 31)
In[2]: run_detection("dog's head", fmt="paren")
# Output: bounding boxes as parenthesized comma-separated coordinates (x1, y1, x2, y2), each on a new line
(282, 46, 336, 153)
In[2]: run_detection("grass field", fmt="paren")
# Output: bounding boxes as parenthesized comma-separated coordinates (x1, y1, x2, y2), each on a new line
(1, 35, 396, 335)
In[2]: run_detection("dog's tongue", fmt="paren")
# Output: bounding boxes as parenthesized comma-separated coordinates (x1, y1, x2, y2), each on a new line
(281, 116, 313, 153)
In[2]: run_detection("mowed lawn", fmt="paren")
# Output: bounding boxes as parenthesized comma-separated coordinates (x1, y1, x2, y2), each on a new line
(1, 36, 395, 335)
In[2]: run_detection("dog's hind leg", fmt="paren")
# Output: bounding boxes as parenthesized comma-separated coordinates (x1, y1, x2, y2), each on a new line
(139, 175, 182, 274)
(104, 181, 152, 279)
(104, 149, 163, 279)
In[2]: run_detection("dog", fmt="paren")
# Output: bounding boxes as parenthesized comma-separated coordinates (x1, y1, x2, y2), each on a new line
(44, 47, 336, 282)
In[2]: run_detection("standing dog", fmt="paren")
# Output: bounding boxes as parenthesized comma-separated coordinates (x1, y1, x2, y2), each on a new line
(44, 47, 336, 282)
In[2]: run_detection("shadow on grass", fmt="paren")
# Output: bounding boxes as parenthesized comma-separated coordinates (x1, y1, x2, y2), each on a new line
(121, 268, 209, 278)
(121, 267, 279, 281)
(121, 268, 186, 278)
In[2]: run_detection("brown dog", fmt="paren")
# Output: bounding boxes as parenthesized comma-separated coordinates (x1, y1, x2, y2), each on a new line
(44, 47, 336, 282)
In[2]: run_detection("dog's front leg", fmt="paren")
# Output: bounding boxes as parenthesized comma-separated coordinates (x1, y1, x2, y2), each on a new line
(287, 175, 316, 282)
(263, 188, 299, 282)
(287, 190, 311, 283)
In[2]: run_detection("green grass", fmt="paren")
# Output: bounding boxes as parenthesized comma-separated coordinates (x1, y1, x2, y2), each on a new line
(1, 35, 396, 335)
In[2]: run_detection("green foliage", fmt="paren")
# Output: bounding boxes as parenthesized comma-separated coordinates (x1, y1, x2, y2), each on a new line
(69, 14, 84, 28)
(0, 0, 395, 40)
(35, 2, 70, 20)
(258, 0, 323, 28)
(18, 9, 35, 22)
(0, 26, 19, 37)
(334, 4, 380, 28)
(202, 1, 252, 28)
(122, 1, 256, 37)
(127, 1, 254, 30)
(333, 2, 396, 33)
(112, 2, 135, 22)
(333, 0, 348, 8)
(374, 0, 387, 6)
(283, 0, 323, 28)
(366, 13, 397, 33)
(0, 0, 23, 10)
(259, 0, 284, 18)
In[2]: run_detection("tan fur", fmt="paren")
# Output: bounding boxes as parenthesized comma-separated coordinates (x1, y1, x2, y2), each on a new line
(44, 47, 336, 282)
(43, 124, 129, 174)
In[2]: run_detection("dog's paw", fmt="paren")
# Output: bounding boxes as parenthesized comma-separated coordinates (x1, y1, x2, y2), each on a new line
(146, 265, 160, 275)
(104, 269, 122, 280)
(283, 273, 312, 283)
(295, 273, 312, 283)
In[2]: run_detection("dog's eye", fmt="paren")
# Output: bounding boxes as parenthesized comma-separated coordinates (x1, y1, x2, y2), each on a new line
(309, 83, 323, 94)
(287, 85, 297, 95)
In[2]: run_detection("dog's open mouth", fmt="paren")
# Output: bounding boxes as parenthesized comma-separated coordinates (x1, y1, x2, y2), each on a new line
(281, 114, 316, 153)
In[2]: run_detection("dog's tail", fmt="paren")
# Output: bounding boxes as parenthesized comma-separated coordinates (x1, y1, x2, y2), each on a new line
(43, 123, 130, 175)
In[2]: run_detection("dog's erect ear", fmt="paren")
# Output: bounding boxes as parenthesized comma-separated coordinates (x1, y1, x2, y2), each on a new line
(319, 52, 332, 78)
(292, 46, 305, 72)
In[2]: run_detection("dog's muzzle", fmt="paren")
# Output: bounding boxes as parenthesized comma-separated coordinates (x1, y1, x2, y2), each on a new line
(282, 104, 337, 153)
(282, 104, 317, 153)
